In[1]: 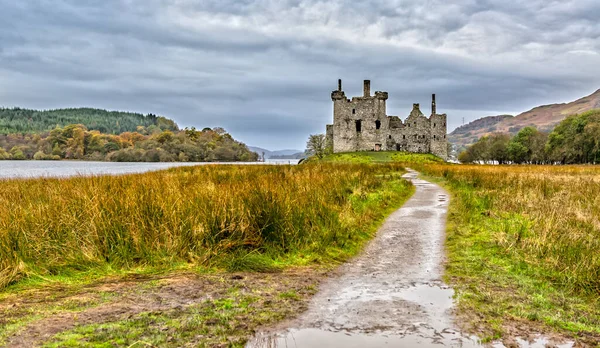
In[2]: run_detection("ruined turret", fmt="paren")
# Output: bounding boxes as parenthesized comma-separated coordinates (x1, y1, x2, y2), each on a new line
(410, 103, 424, 117)
(331, 79, 346, 101)
(375, 91, 388, 100)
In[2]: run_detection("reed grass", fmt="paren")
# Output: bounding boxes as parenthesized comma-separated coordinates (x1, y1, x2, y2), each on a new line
(0, 163, 412, 290)
(419, 164, 600, 339)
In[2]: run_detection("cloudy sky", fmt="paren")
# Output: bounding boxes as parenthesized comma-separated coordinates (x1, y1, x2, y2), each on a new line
(1, 1, 599, 150)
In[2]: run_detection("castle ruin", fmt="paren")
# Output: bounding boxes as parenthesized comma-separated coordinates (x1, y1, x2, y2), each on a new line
(325, 79, 448, 159)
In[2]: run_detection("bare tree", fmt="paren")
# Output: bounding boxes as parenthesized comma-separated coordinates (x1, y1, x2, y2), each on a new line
(306, 134, 327, 159)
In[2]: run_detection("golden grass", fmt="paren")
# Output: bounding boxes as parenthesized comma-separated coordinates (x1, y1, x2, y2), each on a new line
(424, 164, 600, 291)
(0, 163, 412, 290)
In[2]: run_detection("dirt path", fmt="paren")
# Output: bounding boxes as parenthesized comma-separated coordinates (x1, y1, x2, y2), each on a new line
(247, 169, 480, 347)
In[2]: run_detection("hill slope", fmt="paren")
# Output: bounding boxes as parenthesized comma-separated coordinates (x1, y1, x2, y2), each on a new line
(450, 89, 600, 148)
(0, 107, 178, 135)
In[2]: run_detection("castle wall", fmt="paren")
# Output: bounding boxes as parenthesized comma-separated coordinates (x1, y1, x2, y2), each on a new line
(325, 124, 333, 149)
(329, 80, 448, 159)
(332, 81, 388, 153)
(401, 104, 432, 153)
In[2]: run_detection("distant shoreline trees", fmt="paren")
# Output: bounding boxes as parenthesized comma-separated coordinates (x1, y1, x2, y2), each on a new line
(0, 107, 177, 135)
(0, 125, 258, 162)
(0, 107, 258, 162)
(458, 110, 600, 164)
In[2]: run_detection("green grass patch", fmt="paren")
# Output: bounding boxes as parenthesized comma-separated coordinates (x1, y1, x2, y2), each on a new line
(44, 288, 311, 348)
(0, 288, 122, 346)
(309, 151, 444, 164)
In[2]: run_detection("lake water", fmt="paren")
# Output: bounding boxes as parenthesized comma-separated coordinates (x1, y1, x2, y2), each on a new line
(0, 159, 300, 179)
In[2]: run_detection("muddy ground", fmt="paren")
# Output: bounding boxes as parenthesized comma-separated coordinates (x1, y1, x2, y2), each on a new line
(0, 269, 325, 347)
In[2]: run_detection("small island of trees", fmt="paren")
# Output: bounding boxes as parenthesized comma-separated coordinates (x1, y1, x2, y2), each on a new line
(0, 108, 258, 162)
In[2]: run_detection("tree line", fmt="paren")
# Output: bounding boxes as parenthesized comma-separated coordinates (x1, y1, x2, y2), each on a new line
(0, 107, 178, 135)
(0, 125, 258, 162)
(459, 110, 600, 164)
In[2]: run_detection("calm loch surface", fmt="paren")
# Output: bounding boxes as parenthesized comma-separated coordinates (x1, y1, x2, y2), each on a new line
(0, 160, 299, 179)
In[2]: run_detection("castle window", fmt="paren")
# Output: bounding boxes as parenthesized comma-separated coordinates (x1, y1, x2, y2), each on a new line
(434, 123, 436, 127)
(352, 109, 356, 114)
(375, 120, 381, 129)
(443, 122, 446, 126)
(356, 120, 362, 132)
(414, 122, 416, 126)
(444, 135, 446, 139)
(434, 135, 436, 139)
(388, 135, 392, 139)
(408, 123, 410, 127)
(403, 135, 405, 139)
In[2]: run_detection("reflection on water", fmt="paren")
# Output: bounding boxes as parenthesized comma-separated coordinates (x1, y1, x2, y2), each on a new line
(247, 328, 481, 348)
(248, 329, 574, 348)
(0, 159, 300, 179)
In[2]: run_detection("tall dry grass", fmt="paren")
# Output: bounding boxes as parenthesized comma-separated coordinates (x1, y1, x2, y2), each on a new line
(0, 163, 411, 289)
(422, 164, 600, 292)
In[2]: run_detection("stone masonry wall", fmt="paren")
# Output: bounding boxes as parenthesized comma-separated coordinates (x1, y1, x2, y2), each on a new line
(327, 80, 447, 159)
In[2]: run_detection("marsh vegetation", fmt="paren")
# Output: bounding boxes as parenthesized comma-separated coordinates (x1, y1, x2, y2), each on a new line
(0, 163, 412, 290)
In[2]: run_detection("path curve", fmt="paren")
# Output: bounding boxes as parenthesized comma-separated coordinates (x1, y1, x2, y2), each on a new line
(247, 169, 480, 347)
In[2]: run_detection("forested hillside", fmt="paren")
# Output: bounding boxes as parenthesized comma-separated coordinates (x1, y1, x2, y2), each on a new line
(0, 107, 178, 135)
(0, 125, 258, 162)
(458, 109, 600, 164)
(450, 89, 600, 148)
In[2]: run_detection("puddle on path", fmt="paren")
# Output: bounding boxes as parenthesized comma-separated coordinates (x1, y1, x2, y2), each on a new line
(247, 283, 482, 347)
(248, 328, 481, 348)
(492, 337, 574, 348)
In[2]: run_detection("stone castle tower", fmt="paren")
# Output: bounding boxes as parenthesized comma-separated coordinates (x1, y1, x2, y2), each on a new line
(325, 79, 447, 159)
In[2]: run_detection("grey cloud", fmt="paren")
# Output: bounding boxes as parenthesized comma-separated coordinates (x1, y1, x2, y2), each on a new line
(0, 0, 599, 149)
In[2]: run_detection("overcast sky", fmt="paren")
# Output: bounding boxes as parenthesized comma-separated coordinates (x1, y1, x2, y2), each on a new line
(1, 1, 599, 150)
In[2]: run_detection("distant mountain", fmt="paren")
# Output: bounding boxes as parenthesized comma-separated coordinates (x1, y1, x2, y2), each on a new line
(269, 152, 305, 159)
(248, 146, 304, 159)
(449, 89, 600, 148)
(0, 107, 178, 135)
